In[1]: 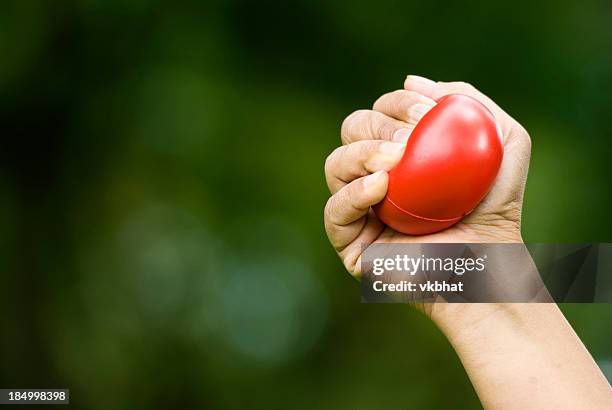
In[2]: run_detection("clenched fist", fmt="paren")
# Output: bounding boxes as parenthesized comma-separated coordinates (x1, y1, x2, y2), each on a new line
(324, 75, 531, 277)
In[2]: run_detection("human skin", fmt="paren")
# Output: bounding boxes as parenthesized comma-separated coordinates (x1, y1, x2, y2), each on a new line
(323, 75, 612, 409)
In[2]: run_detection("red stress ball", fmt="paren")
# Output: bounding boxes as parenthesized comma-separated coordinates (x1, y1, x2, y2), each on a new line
(374, 94, 503, 235)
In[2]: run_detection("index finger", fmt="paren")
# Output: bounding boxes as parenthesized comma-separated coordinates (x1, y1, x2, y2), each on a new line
(341, 109, 413, 145)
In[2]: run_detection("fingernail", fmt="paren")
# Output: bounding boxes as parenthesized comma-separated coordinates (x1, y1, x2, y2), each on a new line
(409, 103, 432, 121)
(406, 75, 436, 86)
(364, 170, 386, 188)
(393, 128, 411, 143)
(379, 141, 405, 156)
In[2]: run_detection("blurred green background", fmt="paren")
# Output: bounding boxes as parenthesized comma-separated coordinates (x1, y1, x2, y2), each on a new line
(1, 1, 611, 409)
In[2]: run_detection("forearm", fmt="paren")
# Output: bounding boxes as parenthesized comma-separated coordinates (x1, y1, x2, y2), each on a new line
(432, 303, 612, 409)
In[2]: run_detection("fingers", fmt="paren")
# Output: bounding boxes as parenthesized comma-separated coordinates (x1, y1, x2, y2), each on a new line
(341, 109, 413, 144)
(403, 75, 517, 142)
(325, 140, 405, 193)
(403, 75, 531, 169)
(403, 75, 491, 107)
(373, 90, 436, 124)
(337, 209, 385, 278)
(324, 171, 388, 250)
(403, 75, 532, 211)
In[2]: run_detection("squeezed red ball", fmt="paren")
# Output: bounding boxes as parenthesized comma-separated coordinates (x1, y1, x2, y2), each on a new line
(375, 94, 504, 235)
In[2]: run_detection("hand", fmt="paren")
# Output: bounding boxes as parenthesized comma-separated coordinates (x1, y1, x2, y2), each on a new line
(324, 75, 532, 278)
(323, 76, 612, 409)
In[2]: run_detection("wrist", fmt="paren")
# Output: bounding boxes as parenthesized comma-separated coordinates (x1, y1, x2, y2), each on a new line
(430, 303, 612, 409)
(429, 303, 574, 358)
(429, 303, 543, 339)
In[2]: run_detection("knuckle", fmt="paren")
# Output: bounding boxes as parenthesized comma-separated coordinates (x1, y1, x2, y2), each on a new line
(323, 197, 335, 226)
(341, 248, 362, 277)
(456, 81, 475, 91)
(343, 257, 357, 275)
(353, 141, 368, 162)
(342, 109, 368, 131)
(324, 146, 342, 175)
(346, 182, 366, 212)
(504, 122, 532, 164)
(373, 90, 419, 113)
(325, 191, 348, 227)
(343, 183, 356, 207)
(372, 92, 390, 110)
(356, 140, 378, 158)
(342, 109, 399, 141)
(515, 124, 532, 150)
(340, 183, 363, 211)
(395, 90, 417, 109)
(441, 80, 475, 94)
(509, 120, 529, 140)
(460, 81, 475, 89)
(341, 109, 370, 143)
(399, 89, 420, 101)
(524, 133, 532, 151)
(377, 120, 398, 141)
(370, 114, 397, 141)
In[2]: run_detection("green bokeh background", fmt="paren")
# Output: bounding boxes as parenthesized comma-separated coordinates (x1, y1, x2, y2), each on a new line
(1, 1, 611, 409)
